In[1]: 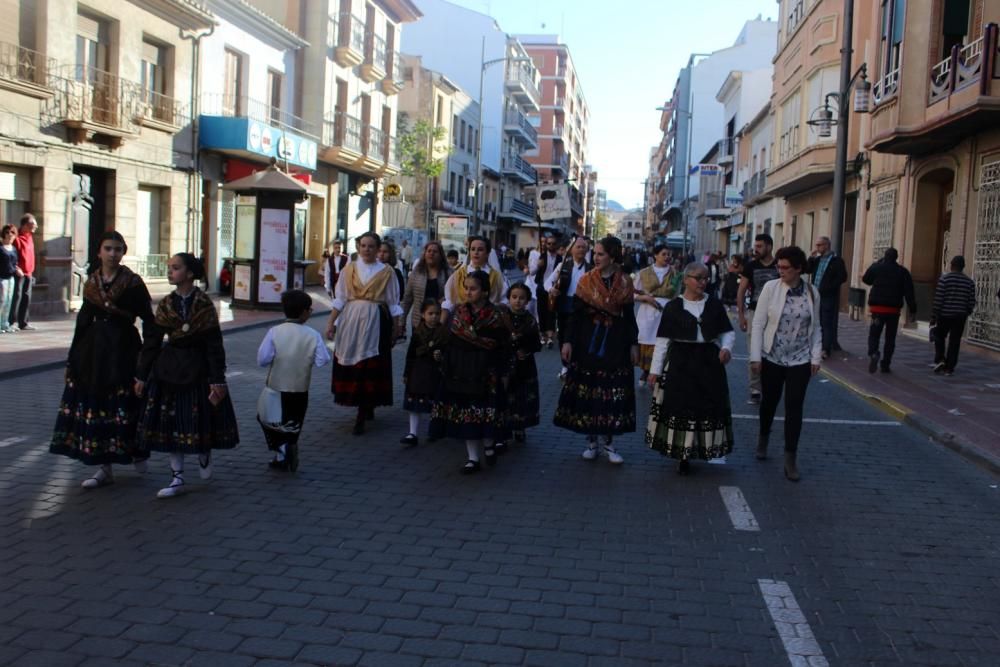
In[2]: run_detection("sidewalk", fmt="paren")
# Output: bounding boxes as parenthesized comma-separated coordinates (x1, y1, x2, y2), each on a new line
(0, 286, 333, 379)
(822, 315, 1000, 474)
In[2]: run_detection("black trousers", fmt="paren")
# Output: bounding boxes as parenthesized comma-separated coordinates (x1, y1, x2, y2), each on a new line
(9, 274, 32, 328)
(867, 313, 900, 367)
(556, 311, 572, 346)
(934, 315, 966, 371)
(536, 286, 555, 333)
(818, 291, 840, 353)
(759, 360, 812, 453)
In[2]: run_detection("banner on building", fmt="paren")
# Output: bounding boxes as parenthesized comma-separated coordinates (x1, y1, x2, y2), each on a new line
(691, 164, 720, 176)
(436, 215, 470, 263)
(536, 183, 571, 221)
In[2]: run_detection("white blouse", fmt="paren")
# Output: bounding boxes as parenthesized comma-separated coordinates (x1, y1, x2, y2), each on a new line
(649, 296, 735, 375)
(332, 259, 403, 317)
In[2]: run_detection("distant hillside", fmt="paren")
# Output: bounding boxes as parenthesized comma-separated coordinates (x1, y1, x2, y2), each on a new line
(606, 200, 625, 212)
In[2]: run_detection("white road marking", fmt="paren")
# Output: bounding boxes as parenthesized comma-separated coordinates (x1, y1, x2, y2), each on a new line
(758, 579, 830, 667)
(731, 414, 900, 426)
(0, 436, 28, 448)
(226, 371, 244, 378)
(947, 408, 965, 416)
(719, 486, 759, 531)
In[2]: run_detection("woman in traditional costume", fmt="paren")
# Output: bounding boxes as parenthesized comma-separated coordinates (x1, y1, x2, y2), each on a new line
(50, 231, 155, 488)
(633, 244, 678, 386)
(440, 236, 506, 321)
(401, 240, 449, 331)
(325, 232, 403, 435)
(430, 270, 511, 474)
(554, 236, 638, 465)
(135, 253, 239, 498)
(645, 262, 735, 474)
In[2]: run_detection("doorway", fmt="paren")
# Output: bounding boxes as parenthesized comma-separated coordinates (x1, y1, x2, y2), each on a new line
(912, 168, 954, 321)
(71, 166, 110, 271)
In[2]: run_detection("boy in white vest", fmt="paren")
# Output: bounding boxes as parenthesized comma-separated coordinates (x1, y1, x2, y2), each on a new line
(257, 290, 331, 471)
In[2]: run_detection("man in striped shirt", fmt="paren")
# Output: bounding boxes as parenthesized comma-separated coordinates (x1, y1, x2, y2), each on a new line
(932, 255, 977, 376)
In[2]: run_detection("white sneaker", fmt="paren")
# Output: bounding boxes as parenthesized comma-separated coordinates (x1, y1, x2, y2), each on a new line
(198, 453, 212, 480)
(157, 473, 185, 498)
(602, 445, 624, 465)
(581, 444, 599, 461)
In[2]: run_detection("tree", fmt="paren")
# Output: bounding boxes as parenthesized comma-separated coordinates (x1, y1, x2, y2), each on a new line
(397, 115, 448, 179)
(593, 211, 609, 240)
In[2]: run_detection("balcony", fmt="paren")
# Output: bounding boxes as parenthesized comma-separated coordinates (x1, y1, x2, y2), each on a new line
(869, 24, 1000, 156)
(501, 153, 537, 184)
(505, 64, 540, 112)
(201, 92, 315, 137)
(439, 190, 472, 212)
(503, 109, 538, 147)
(382, 51, 404, 95)
(717, 137, 736, 164)
(741, 170, 769, 205)
(333, 13, 365, 68)
(700, 190, 732, 218)
(498, 196, 535, 223)
(320, 109, 363, 165)
(51, 67, 136, 145)
(0, 41, 55, 98)
(569, 184, 584, 217)
(552, 123, 565, 141)
(360, 32, 387, 83)
(127, 83, 187, 131)
(551, 151, 569, 174)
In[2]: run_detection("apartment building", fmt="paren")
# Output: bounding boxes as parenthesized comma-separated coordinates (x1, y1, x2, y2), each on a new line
(518, 35, 590, 238)
(396, 53, 481, 236)
(0, 0, 214, 314)
(401, 0, 541, 251)
(735, 102, 779, 256)
(653, 19, 777, 244)
(859, 0, 1000, 347)
(197, 0, 316, 288)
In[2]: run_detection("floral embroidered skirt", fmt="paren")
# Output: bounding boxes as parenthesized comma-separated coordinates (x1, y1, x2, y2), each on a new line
(429, 371, 507, 440)
(553, 364, 636, 436)
(259, 391, 308, 451)
(136, 379, 240, 454)
(645, 341, 734, 460)
(50, 377, 144, 465)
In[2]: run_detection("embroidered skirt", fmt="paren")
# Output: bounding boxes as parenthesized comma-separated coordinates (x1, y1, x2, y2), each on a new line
(507, 358, 540, 431)
(259, 391, 309, 450)
(553, 364, 636, 436)
(429, 371, 507, 440)
(645, 341, 734, 460)
(49, 377, 144, 465)
(136, 379, 240, 454)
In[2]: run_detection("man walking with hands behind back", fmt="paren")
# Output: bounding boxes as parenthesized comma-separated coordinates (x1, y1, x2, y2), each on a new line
(862, 247, 916, 373)
(806, 236, 847, 358)
(737, 234, 779, 404)
(931, 255, 976, 376)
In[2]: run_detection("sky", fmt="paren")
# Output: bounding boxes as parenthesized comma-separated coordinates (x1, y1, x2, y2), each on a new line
(443, 0, 778, 209)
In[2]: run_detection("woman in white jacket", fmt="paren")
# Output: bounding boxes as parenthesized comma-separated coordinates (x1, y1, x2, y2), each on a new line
(749, 246, 822, 481)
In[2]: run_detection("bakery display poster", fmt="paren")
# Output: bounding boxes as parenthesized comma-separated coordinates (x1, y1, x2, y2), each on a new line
(233, 263, 251, 301)
(258, 208, 290, 303)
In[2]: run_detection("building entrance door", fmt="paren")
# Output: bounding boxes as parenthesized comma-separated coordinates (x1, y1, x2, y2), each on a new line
(912, 168, 954, 322)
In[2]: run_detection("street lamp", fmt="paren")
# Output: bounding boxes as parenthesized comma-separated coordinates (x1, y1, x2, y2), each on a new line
(472, 37, 533, 238)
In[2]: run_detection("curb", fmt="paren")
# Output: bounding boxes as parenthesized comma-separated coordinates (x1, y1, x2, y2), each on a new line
(0, 308, 332, 382)
(822, 366, 1000, 477)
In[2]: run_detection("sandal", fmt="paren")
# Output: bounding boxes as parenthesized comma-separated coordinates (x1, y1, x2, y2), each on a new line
(156, 471, 185, 498)
(81, 465, 114, 489)
(460, 459, 481, 475)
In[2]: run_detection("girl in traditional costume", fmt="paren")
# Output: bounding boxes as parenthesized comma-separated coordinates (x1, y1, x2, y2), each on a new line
(645, 262, 735, 475)
(440, 236, 506, 321)
(50, 231, 155, 488)
(430, 270, 511, 474)
(135, 253, 239, 498)
(501, 283, 541, 444)
(633, 244, 678, 386)
(325, 232, 404, 435)
(400, 299, 448, 447)
(554, 236, 638, 465)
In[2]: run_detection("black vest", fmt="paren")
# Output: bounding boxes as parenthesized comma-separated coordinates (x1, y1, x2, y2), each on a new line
(656, 295, 732, 343)
(535, 252, 562, 288)
(555, 259, 593, 312)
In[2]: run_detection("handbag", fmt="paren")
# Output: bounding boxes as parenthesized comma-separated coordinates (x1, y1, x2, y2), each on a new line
(257, 368, 283, 426)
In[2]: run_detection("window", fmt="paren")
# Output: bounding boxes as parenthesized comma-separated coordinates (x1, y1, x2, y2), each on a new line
(779, 92, 801, 161)
(807, 68, 839, 144)
(467, 125, 474, 154)
(267, 69, 283, 126)
(77, 12, 114, 124)
(460, 120, 466, 149)
(223, 48, 244, 116)
(880, 0, 905, 74)
(449, 172, 456, 201)
(435, 96, 443, 125)
(474, 129, 479, 156)
(452, 114, 459, 145)
(140, 39, 171, 121)
(940, 0, 968, 58)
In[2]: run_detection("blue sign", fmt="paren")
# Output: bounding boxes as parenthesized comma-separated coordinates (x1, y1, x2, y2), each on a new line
(199, 115, 317, 170)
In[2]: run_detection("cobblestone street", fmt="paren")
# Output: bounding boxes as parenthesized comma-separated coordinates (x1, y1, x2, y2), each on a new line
(1, 315, 998, 666)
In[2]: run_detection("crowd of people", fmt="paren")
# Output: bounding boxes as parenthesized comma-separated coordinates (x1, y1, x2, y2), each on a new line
(45, 221, 987, 492)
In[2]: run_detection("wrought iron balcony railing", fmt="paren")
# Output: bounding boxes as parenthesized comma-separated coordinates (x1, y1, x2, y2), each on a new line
(0, 41, 55, 89)
(201, 92, 316, 137)
(323, 109, 363, 152)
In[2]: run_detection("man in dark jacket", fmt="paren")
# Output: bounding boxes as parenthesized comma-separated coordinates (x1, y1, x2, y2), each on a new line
(862, 247, 917, 373)
(806, 236, 848, 358)
(931, 255, 977, 375)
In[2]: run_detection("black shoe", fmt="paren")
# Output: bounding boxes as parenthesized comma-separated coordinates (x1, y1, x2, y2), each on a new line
(494, 441, 507, 455)
(868, 353, 880, 373)
(484, 444, 498, 466)
(677, 459, 690, 475)
(352, 418, 365, 435)
(286, 442, 298, 472)
(363, 406, 375, 421)
(268, 458, 289, 471)
(755, 435, 768, 461)
(880, 365, 891, 374)
(460, 459, 481, 475)
(747, 392, 761, 405)
(400, 433, 419, 447)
